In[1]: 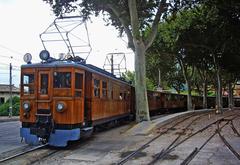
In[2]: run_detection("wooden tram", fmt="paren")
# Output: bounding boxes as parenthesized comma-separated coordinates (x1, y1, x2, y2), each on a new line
(20, 50, 230, 147)
(20, 50, 133, 146)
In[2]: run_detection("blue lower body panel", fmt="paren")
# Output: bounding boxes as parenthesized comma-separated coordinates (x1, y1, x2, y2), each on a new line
(20, 128, 81, 147)
(48, 129, 80, 147)
(20, 128, 39, 145)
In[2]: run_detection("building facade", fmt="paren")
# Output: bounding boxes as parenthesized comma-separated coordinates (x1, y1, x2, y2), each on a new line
(0, 84, 20, 105)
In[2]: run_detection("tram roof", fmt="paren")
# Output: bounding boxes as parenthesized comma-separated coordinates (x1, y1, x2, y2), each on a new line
(21, 60, 130, 85)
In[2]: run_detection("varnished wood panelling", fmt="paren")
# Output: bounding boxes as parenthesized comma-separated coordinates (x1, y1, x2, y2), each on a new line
(53, 89, 72, 97)
(73, 98, 84, 123)
(37, 102, 50, 110)
(91, 99, 130, 121)
(53, 99, 73, 124)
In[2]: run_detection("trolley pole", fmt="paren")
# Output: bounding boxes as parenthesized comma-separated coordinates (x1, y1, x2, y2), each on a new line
(9, 63, 13, 118)
(110, 54, 114, 75)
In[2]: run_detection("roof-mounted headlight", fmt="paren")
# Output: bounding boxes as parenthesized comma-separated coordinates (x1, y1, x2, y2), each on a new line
(23, 53, 32, 64)
(39, 50, 50, 61)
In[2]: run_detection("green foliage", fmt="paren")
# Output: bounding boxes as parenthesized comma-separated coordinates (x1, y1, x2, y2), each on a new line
(122, 71, 156, 91)
(166, 66, 185, 93)
(147, 1, 240, 96)
(207, 89, 216, 96)
(146, 78, 156, 91)
(43, 0, 169, 47)
(0, 96, 20, 116)
(146, 9, 198, 93)
(121, 71, 135, 85)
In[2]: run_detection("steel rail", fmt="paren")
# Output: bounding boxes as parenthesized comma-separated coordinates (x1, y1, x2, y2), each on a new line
(147, 114, 238, 165)
(116, 113, 201, 165)
(180, 119, 232, 165)
(0, 144, 48, 163)
(168, 114, 238, 148)
(230, 120, 240, 137)
(147, 114, 211, 165)
(166, 114, 205, 150)
(149, 114, 206, 164)
(217, 121, 240, 160)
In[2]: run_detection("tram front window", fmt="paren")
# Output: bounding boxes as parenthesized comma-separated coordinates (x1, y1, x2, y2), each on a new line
(40, 74, 48, 94)
(54, 72, 71, 88)
(22, 73, 34, 94)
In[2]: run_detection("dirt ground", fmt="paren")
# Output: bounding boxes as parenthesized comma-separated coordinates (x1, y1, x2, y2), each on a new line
(32, 109, 240, 165)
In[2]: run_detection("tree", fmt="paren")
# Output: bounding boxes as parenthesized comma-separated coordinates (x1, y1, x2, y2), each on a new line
(145, 31, 187, 93)
(122, 71, 156, 91)
(147, 8, 199, 110)
(181, 0, 240, 112)
(0, 96, 20, 116)
(121, 70, 135, 85)
(43, 0, 177, 122)
(146, 0, 240, 112)
(166, 64, 185, 93)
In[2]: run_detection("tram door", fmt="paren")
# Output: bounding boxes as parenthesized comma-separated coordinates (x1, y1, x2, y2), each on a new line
(74, 71, 86, 124)
(37, 70, 51, 111)
(84, 71, 92, 123)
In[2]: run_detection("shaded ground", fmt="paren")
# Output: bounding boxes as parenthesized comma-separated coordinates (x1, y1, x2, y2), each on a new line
(32, 109, 240, 165)
(0, 121, 27, 154)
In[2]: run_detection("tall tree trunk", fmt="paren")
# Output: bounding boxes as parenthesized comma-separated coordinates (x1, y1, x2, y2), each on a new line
(228, 82, 233, 110)
(216, 67, 223, 113)
(197, 68, 208, 109)
(212, 54, 222, 113)
(127, 0, 166, 122)
(231, 83, 235, 107)
(134, 41, 150, 122)
(186, 80, 193, 110)
(202, 80, 208, 109)
(177, 57, 193, 110)
(232, 84, 235, 107)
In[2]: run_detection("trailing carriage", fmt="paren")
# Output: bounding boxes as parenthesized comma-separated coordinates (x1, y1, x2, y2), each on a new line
(20, 50, 230, 147)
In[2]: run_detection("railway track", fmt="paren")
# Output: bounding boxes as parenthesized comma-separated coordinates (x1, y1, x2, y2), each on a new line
(117, 110, 240, 165)
(0, 135, 92, 165)
(180, 116, 240, 165)
(147, 114, 238, 165)
(116, 112, 210, 165)
(0, 110, 239, 164)
(0, 144, 58, 164)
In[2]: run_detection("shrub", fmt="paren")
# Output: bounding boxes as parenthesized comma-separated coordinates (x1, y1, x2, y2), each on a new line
(0, 96, 20, 116)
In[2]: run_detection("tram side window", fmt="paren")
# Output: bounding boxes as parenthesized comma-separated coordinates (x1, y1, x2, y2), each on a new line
(75, 73, 83, 97)
(23, 74, 34, 94)
(167, 94, 171, 101)
(108, 82, 112, 99)
(156, 96, 161, 100)
(123, 92, 127, 100)
(119, 92, 123, 100)
(40, 74, 48, 94)
(102, 81, 107, 98)
(54, 72, 71, 88)
(112, 90, 114, 99)
(94, 79, 100, 97)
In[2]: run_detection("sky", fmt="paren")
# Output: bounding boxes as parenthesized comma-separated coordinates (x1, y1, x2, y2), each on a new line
(0, 0, 134, 87)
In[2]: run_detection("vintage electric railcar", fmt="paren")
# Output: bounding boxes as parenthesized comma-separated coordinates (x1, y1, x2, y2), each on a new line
(20, 50, 228, 147)
(20, 50, 134, 146)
